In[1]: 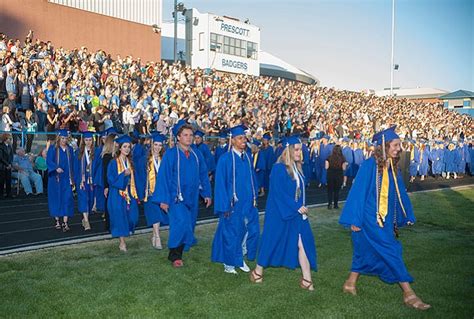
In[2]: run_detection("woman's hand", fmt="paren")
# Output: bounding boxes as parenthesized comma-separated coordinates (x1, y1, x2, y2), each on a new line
(298, 206, 308, 215)
(104, 188, 109, 198)
(123, 168, 131, 176)
(351, 225, 361, 232)
(160, 203, 169, 213)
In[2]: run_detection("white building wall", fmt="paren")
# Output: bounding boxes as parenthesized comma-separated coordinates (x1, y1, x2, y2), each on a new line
(48, 0, 162, 27)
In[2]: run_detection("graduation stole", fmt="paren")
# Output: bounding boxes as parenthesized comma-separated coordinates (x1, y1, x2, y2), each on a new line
(56, 145, 74, 187)
(117, 157, 138, 204)
(376, 158, 407, 228)
(410, 145, 415, 161)
(253, 151, 259, 168)
(144, 155, 160, 202)
(81, 148, 93, 189)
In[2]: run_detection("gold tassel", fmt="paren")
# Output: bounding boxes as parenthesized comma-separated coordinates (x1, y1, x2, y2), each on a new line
(253, 150, 259, 168)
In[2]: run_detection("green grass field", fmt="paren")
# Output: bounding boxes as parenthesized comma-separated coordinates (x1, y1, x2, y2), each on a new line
(1, 187, 473, 318)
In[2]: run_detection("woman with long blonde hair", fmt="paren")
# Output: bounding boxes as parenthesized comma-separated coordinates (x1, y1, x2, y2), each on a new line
(251, 135, 317, 291)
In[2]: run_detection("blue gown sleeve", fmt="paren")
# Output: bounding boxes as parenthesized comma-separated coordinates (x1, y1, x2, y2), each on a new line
(73, 153, 81, 186)
(339, 158, 373, 228)
(396, 169, 416, 227)
(135, 156, 147, 200)
(107, 159, 130, 190)
(269, 164, 302, 221)
(197, 149, 212, 198)
(214, 155, 231, 215)
(46, 146, 57, 175)
(155, 150, 173, 205)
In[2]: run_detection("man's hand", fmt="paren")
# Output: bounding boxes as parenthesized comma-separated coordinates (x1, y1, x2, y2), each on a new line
(104, 188, 109, 198)
(160, 203, 169, 213)
(204, 197, 212, 208)
(298, 206, 308, 215)
(351, 225, 361, 232)
(56, 168, 64, 173)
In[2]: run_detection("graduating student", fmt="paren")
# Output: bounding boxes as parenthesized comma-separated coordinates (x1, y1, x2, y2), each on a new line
(456, 141, 467, 176)
(318, 135, 334, 187)
(309, 138, 321, 185)
(154, 120, 212, 267)
(194, 130, 216, 178)
(301, 140, 311, 187)
(214, 131, 229, 164)
(74, 131, 96, 231)
(429, 142, 444, 178)
(443, 142, 459, 179)
(339, 126, 430, 311)
(251, 135, 317, 291)
(408, 141, 418, 183)
(136, 133, 169, 250)
(107, 135, 139, 252)
(258, 133, 275, 194)
(352, 141, 365, 177)
(211, 125, 260, 274)
(47, 129, 75, 232)
(417, 141, 430, 181)
(253, 139, 266, 196)
(341, 137, 354, 187)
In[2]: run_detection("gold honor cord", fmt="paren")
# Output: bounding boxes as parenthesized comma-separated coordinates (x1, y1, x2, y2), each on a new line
(144, 156, 157, 202)
(253, 151, 259, 169)
(117, 157, 138, 204)
(377, 158, 408, 228)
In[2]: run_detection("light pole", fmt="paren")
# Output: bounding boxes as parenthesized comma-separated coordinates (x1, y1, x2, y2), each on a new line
(390, 0, 395, 96)
(173, 1, 186, 63)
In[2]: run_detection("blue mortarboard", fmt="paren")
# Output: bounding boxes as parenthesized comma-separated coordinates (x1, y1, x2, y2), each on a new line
(99, 130, 107, 137)
(371, 125, 399, 145)
(229, 125, 248, 138)
(105, 127, 118, 136)
(342, 137, 350, 143)
(283, 134, 301, 149)
(218, 130, 228, 139)
(131, 130, 140, 139)
(172, 119, 189, 136)
(152, 133, 167, 143)
(194, 130, 205, 138)
(262, 133, 271, 140)
(252, 140, 261, 147)
(57, 129, 69, 137)
(115, 135, 133, 145)
(82, 131, 94, 139)
(139, 134, 152, 139)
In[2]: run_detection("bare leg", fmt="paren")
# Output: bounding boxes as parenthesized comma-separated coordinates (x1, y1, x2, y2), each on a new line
(119, 237, 127, 251)
(298, 235, 314, 290)
(152, 223, 162, 249)
(400, 282, 431, 310)
(343, 272, 359, 295)
(250, 264, 264, 283)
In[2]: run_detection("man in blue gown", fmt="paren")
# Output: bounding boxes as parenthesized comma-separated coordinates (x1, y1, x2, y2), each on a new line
(194, 130, 216, 179)
(259, 133, 275, 194)
(214, 131, 229, 165)
(211, 125, 259, 274)
(339, 126, 430, 310)
(154, 120, 212, 267)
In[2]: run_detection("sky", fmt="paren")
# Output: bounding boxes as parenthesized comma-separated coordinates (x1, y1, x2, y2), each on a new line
(163, 0, 473, 92)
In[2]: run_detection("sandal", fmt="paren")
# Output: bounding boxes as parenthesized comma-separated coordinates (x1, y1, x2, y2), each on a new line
(300, 277, 314, 291)
(119, 244, 127, 252)
(343, 280, 357, 296)
(155, 236, 163, 250)
(62, 223, 70, 232)
(249, 269, 263, 283)
(403, 291, 431, 310)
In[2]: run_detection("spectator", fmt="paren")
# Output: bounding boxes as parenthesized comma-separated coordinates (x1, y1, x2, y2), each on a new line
(0, 133, 14, 198)
(12, 146, 43, 196)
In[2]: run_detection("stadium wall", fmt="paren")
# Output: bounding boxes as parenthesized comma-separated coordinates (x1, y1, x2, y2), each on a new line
(0, 0, 161, 62)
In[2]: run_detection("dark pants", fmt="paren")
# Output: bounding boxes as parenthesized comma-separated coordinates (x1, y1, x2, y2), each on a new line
(327, 170, 343, 207)
(0, 168, 12, 197)
(26, 133, 35, 153)
(168, 244, 185, 262)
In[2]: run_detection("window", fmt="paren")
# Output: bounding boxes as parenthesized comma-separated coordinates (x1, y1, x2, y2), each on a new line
(463, 100, 471, 107)
(210, 33, 258, 60)
(443, 101, 448, 107)
(210, 33, 223, 52)
(199, 32, 205, 51)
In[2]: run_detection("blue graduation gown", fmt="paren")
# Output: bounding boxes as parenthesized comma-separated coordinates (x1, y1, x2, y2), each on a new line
(254, 150, 266, 189)
(74, 149, 95, 214)
(302, 144, 311, 186)
(47, 145, 75, 217)
(259, 146, 275, 190)
(132, 143, 148, 164)
(339, 157, 416, 284)
(211, 150, 260, 266)
(342, 146, 354, 177)
(196, 142, 216, 174)
(214, 144, 228, 165)
(136, 156, 169, 227)
(429, 148, 444, 175)
(457, 146, 466, 173)
(469, 147, 474, 175)
(106, 159, 139, 237)
(444, 149, 459, 172)
(310, 146, 320, 183)
(353, 148, 364, 177)
(418, 147, 430, 176)
(274, 146, 284, 162)
(257, 163, 317, 270)
(318, 143, 334, 185)
(153, 146, 211, 249)
(409, 148, 419, 177)
(93, 145, 106, 211)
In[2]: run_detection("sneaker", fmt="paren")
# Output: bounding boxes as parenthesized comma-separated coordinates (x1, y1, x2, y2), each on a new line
(239, 261, 250, 273)
(224, 264, 238, 274)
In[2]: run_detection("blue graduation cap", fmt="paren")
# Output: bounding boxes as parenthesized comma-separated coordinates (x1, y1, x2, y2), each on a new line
(371, 125, 399, 145)
(282, 134, 301, 149)
(229, 125, 248, 138)
(342, 137, 350, 143)
(82, 131, 94, 139)
(252, 140, 261, 147)
(172, 119, 189, 136)
(115, 134, 133, 145)
(152, 133, 167, 143)
(98, 130, 107, 138)
(194, 130, 205, 138)
(262, 133, 272, 140)
(57, 129, 69, 137)
(105, 127, 118, 136)
(131, 130, 140, 140)
(218, 130, 228, 139)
